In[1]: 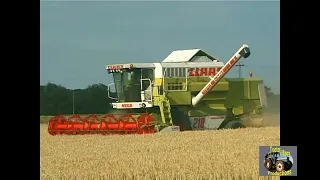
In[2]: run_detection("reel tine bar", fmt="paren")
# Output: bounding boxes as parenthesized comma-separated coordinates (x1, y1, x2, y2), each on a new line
(47, 114, 155, 135)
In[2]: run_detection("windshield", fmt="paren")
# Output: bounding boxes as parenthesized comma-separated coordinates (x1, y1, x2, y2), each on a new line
(113, 69, 141, 102)
(112, 68, 154, 102)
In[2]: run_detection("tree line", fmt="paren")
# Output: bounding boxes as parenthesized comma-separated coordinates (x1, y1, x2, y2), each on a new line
(40, 83, 280, 116)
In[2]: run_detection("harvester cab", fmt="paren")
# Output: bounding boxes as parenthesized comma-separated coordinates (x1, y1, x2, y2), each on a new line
(47, 44, 268, 135)
(106, 64, 155, 109)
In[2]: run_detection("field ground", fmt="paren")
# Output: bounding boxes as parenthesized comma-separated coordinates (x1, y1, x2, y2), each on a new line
(40, 123, 280, 180)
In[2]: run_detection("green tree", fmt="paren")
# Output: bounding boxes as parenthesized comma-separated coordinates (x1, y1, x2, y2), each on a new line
(40, 83, 112, 115)
(40, 83, 280, 116)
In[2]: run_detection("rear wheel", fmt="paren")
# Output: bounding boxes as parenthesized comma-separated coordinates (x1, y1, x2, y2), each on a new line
(276, 160, 285, 172)
(223, 121, 244, 129)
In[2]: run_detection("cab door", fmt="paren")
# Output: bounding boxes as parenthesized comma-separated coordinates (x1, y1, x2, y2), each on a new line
(140, 68, 154, 102)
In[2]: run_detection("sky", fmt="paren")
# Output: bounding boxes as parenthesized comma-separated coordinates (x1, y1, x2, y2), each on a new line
(40, 1, 280, 94)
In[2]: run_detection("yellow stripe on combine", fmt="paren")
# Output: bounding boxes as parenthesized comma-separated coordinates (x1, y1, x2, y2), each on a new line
(154, 78, 163, 86)
(152, 78, 163, 106)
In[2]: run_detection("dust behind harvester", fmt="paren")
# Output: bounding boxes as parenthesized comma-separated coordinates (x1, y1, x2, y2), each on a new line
(48, 44, 268, 135)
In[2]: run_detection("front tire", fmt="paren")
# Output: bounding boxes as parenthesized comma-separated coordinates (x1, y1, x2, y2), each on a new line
(264, 159, 272, 171)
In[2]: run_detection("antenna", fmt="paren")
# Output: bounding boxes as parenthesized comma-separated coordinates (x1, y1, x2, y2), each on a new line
(236, 62, 245, 78)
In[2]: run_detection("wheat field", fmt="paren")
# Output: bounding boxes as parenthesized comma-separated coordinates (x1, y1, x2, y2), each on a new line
(40, 123, 280, 180)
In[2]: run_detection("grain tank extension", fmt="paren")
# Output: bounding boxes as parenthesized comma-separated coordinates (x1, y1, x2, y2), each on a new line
(48, 44, 268, 135)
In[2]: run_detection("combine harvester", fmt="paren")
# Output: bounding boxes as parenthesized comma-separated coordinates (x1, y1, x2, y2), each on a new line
(48, 44, 268, 135)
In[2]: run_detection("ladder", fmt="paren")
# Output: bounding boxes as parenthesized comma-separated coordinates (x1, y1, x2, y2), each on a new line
(159, 94, 173, 125)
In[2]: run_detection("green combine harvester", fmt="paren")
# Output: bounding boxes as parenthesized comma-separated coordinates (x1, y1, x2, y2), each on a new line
(48, 44, 268, 135)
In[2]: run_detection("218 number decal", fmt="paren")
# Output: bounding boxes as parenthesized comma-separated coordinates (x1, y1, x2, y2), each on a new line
(193, 117, 205, 129)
